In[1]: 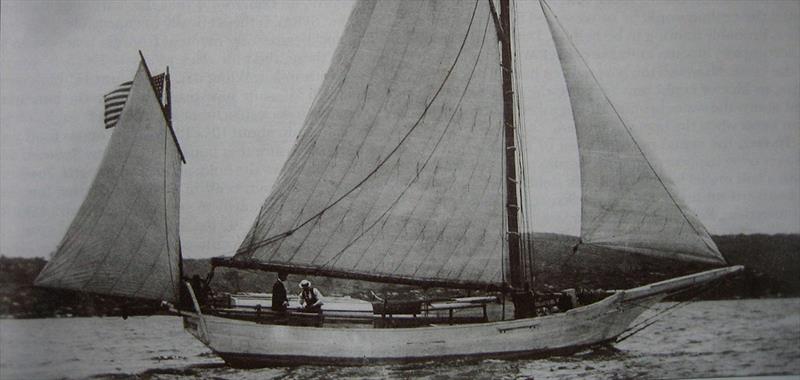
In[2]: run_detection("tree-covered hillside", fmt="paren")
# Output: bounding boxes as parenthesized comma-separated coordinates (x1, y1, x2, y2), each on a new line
(1, 234, 797, 318)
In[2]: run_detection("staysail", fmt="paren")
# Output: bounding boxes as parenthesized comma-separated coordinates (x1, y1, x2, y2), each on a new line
(541, 2, 724, 265)
(35, 57, 184, 302)
(231, 0, 507, 289)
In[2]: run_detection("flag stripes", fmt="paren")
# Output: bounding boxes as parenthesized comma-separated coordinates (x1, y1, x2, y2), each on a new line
(103, 73, 165, 129)
(104, 80, 132, 128)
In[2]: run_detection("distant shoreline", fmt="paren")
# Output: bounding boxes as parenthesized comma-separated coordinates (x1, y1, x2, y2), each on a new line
(2, 233, 797, 319)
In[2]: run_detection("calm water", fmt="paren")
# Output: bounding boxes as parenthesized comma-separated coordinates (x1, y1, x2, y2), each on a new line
(1, 298, 798, 380)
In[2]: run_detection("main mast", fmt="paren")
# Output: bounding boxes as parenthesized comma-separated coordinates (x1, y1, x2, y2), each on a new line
(498, 0, 535, 319)
(215, 1, 523, 294)
(499, 0, 522, 290)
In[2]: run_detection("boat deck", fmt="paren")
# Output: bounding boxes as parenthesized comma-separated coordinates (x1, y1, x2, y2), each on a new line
(202, 292, 597, 328)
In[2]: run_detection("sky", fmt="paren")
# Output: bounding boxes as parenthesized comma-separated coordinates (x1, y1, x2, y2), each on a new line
(1, 0, 798, 260)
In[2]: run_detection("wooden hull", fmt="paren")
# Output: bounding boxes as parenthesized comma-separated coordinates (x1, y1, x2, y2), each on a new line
(182, 266, 742, 367)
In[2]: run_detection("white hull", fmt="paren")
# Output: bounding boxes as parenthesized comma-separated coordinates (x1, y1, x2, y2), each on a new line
(182, 266, 741, 366)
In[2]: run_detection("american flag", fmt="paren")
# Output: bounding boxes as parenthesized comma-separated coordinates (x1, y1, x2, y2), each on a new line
(103, 73, 165, 129)
(103, 80, 133, 129)
(151, 73, 165, 102)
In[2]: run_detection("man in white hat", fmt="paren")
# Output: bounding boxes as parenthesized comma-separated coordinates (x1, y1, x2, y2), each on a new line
(298, 279, 324, 313)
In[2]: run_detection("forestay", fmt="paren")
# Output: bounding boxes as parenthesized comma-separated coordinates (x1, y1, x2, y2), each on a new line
(35, 60, 183, 302)
(542, 3, 724, 265)
(235, 0, 508, 288)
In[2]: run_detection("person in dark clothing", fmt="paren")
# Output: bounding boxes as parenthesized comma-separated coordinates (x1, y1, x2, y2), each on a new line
(190, 275, 208, 305)
(272, 272, 289, 312)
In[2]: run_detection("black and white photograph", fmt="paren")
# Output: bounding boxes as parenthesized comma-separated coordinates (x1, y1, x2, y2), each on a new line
(1, 1, 798, 379)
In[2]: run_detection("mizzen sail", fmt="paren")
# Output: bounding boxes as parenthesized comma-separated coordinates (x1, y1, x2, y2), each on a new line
(541, 2, 724, 265)
(35, 58, 184, 302)
(232, 0, 507, 288)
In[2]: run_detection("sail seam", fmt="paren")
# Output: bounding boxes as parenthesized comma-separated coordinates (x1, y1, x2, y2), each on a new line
(252, 1, 405, 260)
(63, 95, 143, 292)
(243, 2, 378, 259)
(311, 1, 486, 273)
(395, 10, 492, 277)
(51, 126, 139, 278)
(104, 194, 148, 294)
(428, 14, 496, 279)
(236, 0, 482, 257)
(287, 3, 425, 265)
(585, 242, 724, 265)
(277, 20, 403, 258)
(118, 224, 157, 297)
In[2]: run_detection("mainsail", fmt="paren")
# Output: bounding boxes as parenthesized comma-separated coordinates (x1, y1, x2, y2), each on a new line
(232, 0, 508, 288)
(35, 57, 184, 302)
(541, 2, 724, 265)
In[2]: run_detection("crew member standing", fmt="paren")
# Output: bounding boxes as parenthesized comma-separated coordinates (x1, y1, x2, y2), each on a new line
(298, 279, 324, 313)
(271, 272, 289, 312)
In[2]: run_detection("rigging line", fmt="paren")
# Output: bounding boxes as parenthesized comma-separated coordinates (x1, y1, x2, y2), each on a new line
(555, 282, 717, 333)
(249, 88, 364, 259)
(319, 7, 490, 271)
(407, 16, 496, 279)
(57, 104, 144, 286)
(235, 0, 482, 257)
(406, 154, 487, 278)
(242, 2, 379, 255)
(540, 0, 717, 256)
(263, 8, 467, 267)
(126, 75, 182, 300)
(623, 279, 725, 334)
(617, 279, 725, 342)
(510, 0, 533, 285)
(500, 107, 507, 285)
(538, 0, 585, 245)
(123, 225, 168, 299)
(127, 111, 179, 300)
(500, 77, 509, 281)
(75, 138, 148, 293)
(512, 0, 533, 285)
(585, 242, 723, 265)
(536, 0, 589, 245)
(447, 168, 503, 281)
(555, 239, 582, 270)
(275, 3, 423, 259)
(163, 95, 176, 296)
(411, 33, 500, 283)
(102, 198, 147, 294)
(289, 11, 428, 266)
(622, 280, 708, 313)
(580, 182, 641, 240)
(488, 1, 508, 288)
(358, 8, 491, 277)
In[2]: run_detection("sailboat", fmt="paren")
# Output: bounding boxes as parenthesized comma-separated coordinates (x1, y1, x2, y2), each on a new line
(35, 52, 185, 307)
(36, 0, 743, 367)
